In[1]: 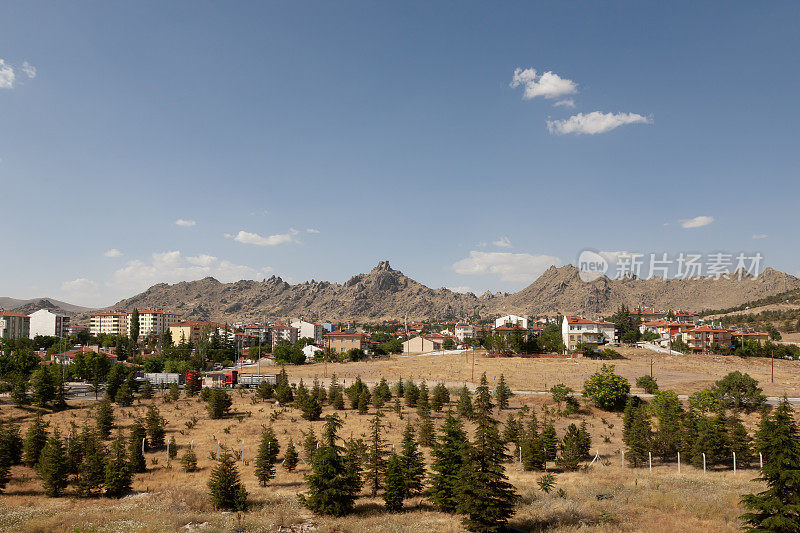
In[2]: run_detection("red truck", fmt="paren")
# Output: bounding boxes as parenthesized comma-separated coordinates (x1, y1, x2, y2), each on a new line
(222, 370, 277, 388)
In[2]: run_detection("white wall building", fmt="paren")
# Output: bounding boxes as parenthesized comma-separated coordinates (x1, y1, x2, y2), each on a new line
(28, 309, 70, 338)
(495, 315, 528, 329)
(561, 316, 616, 352)
(291, 319, 324, 344)
(454, 323, 476, 342)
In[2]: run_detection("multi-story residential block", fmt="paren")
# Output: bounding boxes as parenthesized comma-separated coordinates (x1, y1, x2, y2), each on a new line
(65, 324, 90, 336)
(493, 323, 530, 342)
(134, 309, 180, 337)
(90, 312, 128, 335)
(28, 309, 70, 338)
(291, 319, 324, 344)
(495, 315, 528, 329)
(242, 324, 269, 343)
(561, 316, 616, 352)
(325, 330, 368, 354)
(0, 311, 30, 339)
(169, 320, 224, 345)
(454, 323, 476, 342)
(730, 328, 770, 346)
(679, 325, 732, 353)
(269, 323, 298, 349)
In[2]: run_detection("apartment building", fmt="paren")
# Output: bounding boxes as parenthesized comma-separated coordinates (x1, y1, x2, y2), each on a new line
(0, 311, 30, 339)
(28, 309, 70, 338)
(495, 314, 528, 329)
(291, 319, 324, 344)
(135, 309, 181, 337)
(325, 330, 368, 354)
(730, 328, 770, 346)
(169, 320, 224, 345)
(90, 312, 128, 335)
(454, 323, 476, 342)
(561, 316, 616, 352)
(678, 325, 732, 353)
(269, 323, 298, 349)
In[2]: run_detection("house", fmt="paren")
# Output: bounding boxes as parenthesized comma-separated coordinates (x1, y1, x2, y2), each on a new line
(169, 321, 224, 345)
(630, 307, 667, 322)
(401, 335, 444, 354)
(0, 311, 30, 339)
(495, 315, 528, 329)
(325, 330, 369, 354)
(561, 316, 616, 353)
(493, 323, 530, 342)
(678, 325, 732, 353)
(291, 320, 324, 344)
(454, 323, 476, 342)
(28, 309, 70, 338)
(672, 310, 699, 324)
(302, 344, 324, 359)
(730, 328, 770, 346)
(90, 312, 128, 335)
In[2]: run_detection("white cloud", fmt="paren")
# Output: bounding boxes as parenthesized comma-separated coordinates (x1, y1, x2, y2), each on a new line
(109, 250, 273, 293)
(492, 236, 512, 248)
(104, 248, 123, 258)
(61, 278, 98, 293)
(752, 233, 768, 240)
(554, 98, 576, 108)
(306, 228, 320, 234)
(680, 215, 714, 229)
(453, 251, 562, 283)
(0, 59, 15, 89)
(447, 286, 474, 294)
(175, 219, 196, 227)
(21, 61, 36, 79)
(547, 111, 652, 135)
(510, 68, 578, 100)
(232, 228, 299, 246)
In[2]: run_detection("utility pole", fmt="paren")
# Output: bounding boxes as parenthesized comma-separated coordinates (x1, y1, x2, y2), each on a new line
(771, 349, 774, 383)
(650, 357, 653, 378)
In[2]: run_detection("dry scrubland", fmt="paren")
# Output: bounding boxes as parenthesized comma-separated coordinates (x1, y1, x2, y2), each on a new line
(0, 374, 771, 533)
(262, 347, 800, 398)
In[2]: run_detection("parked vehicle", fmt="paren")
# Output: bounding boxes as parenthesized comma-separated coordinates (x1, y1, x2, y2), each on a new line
(221, 370, 277, 388)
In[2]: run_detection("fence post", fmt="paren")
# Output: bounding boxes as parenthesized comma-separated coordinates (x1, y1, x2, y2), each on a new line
(702, 452, 706, 474)
(217, 440, 220, 459)
(648, 452, 652, 473)
(142, 437, 146, 455)
(621, 449, 625, 468)
(677, 452, 681, 474)
(759, 452, 763, 470)
(242, 439, 245, 463)
(733, 452, 737, 475)
(191, 439, 194, 451)
(519, 446, 522, 465)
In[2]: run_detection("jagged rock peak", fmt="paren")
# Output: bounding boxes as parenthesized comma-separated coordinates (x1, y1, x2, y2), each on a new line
(371, 260, 395, 273)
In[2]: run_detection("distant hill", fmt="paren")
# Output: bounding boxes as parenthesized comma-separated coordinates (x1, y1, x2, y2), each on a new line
(0, 297, 94, 317)
(81, 261, 800, 323)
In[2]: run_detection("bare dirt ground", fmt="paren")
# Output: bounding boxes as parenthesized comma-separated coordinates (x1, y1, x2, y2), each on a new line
(0, 386, 769, 533)
(248, 347, 800, 398)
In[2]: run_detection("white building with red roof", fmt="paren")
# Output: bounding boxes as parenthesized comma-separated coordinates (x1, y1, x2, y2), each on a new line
(561, 316, 616, 353)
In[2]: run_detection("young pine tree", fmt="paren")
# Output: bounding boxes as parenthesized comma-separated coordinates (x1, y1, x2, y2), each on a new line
(300, 414, 360, 517)
(494, 374, 512, 410)
(105, 431, 132, 498)
(357, 388, 370, 414)
(302, 426, 318, 465)
(254, 426, 280, 486)
(456, 385, 473, 420)
(77, 426, 106, 497)
(39, 429, 68, 497)
(0, 422, 23, 466)
(625, 404, 653, 467)
(417, 381, 430, 413)
(400, 422, 425, 497)
(431, 383, 450, 412)
(23, 414, 48, 467)
(741, 398, 800, 532)
(96, 399, 114, 440)
(168, 436, 178, 460)
(275, 367, 294, 404)
(364, 410, 388, 496)
(457, 374, 517, 532)
(429, 411, 470, 513)
(540, 417, 558, 463)
(383, 451, 406, 512)
(556, 423, 584, 471)
(521, 410, 545, 471)
(404, 380, 419, 408)
(115, 381, 133, 407)
(692, 411, 730, 468)
(727, 410, 754, 467)
(0, 422, 13, 493)
(283, 438, 299, 472)
(145, 405, 166, 449)
(127, 420, 147, 473)
(208, 451, 248, 511)
(181, 447, 198, 472)
(301, 394, 323, 421)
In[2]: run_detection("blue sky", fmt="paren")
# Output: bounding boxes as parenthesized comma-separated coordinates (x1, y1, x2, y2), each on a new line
(1, 1, 798, 307)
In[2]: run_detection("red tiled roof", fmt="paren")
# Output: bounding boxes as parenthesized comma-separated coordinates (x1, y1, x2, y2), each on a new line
(0, 312, 28, 318)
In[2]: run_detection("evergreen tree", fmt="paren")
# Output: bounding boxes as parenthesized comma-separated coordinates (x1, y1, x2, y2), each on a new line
(429, 412, 469, 513)
(624, 404, 653, 467)
(140, 381, 154, 399)
(254, 426, 280, 486)
(65, 422, 83, 480)
(181, 447, 198, 472)
(96, 399, 114, 439)
(145, 405, 166, 449)
(540, 417, 558, 463)
(128, 420, 147, 473)
(622, 395, 642, 443)
(346, 376, 368, 409)
(364, 410, 388, 496)
(728, 410, 754, 467)
(741, 399, 800, 531)
(301, 394, 323, 421)
(77, 426, 106, 497)
(300, 414, 360, 517)
(23, 414, 48, 467)
(357, 387, 370, 414)
(419, 410, 435, 447)
(343, 436, 365, 496)
(521, 411, 544, 471)
(30, 367, 55, 407)
(130, 308, 140, 344)
(393, 377, 405, 398)
(0, 422, 13, 493)
(208, 451, 248, 511)
(206, 388, 232, 419)
(502, 413, 522, 461)
(374, 377, 392, 403)
(328, 374, 344, 409)
(691, 410, 730, 468)
(105, 364, 127, 402)
(295, 379, 309, 409)
(302, 426, 318, 464)
(652, 390, 685, 462)
(0, 421, 23, 466)
(417, 381, 430, 413)
(400, 422, 425, 496)
(284, 438, 299, 472)
(11, 376, 28, 406)
(577, 421, 592, 459)
(115, 380, 133, 407)
(39, 429, 68, 497)
(457, 385, 473, 420)
(52, 370, 67, 412)
(312, 377, 326, 406)
(256, 379, 274, 400)
(275, 367, 293, 404)
(556, 423, 584, 471)
(168, 436, 178, 460)
(457, 373, 517, 532)
(494, 374, 512, 410)
(383, 451, 406, 512)
(105, 431, 132, 498)
(404, 380, 419, 407)
(431, 383, 449, 412)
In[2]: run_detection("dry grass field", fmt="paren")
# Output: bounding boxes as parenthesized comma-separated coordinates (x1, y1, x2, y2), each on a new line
(251, 347, 800, 399)
(0, 377, 771, 533)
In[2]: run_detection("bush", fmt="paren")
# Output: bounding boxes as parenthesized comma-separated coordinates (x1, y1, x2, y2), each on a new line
(582, 364, 630, 410)
(712, 371, 766, 412)
(635, 375, 659, 394)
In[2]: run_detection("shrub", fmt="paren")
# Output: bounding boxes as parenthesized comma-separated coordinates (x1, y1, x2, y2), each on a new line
(583, 364, 630, 410)
(636, 375, 659, 394)
(713, 371, 766, 412)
